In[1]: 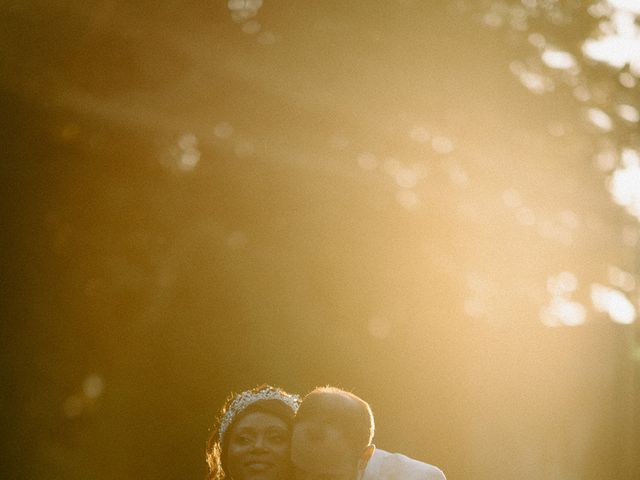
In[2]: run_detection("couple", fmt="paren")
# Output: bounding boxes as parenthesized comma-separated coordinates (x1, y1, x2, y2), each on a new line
(205, 385, 446, 480)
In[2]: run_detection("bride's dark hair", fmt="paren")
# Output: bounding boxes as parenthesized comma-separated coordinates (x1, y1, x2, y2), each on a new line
(206, 385, 298, 480)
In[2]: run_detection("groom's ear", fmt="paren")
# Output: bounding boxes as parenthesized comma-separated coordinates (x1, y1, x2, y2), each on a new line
(357, 444, 375, 472)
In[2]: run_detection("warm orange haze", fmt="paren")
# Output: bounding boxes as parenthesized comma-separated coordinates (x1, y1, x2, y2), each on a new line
(1, 1, 638, 479)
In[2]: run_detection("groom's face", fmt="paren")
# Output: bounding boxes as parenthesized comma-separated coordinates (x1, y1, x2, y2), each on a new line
(290, 420, 360, 480)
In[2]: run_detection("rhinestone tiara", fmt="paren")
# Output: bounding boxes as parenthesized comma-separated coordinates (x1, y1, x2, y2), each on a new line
(218, 386, 300, 442)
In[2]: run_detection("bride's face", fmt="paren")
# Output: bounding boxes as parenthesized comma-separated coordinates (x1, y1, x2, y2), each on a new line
(226, 411, 291, 480)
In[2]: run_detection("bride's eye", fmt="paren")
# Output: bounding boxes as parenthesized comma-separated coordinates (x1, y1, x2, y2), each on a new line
(233, 434, 252, 445)
(268, 432, 287, 444)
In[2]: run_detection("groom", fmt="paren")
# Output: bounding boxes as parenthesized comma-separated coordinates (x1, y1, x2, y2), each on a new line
(290, 386, 446, 480)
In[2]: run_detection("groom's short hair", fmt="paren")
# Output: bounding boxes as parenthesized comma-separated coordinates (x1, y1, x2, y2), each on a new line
(295, 386, 375, 452)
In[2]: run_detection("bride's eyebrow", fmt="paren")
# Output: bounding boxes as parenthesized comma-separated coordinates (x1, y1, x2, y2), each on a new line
(233, 425, 288, 434)
(265, 425, 288, 432)
(232, 427, 256, 434)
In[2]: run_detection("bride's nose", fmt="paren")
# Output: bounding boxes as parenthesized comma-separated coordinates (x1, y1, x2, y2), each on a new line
(250, 434, 269, 450)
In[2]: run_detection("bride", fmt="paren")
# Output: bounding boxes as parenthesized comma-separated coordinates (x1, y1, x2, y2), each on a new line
(206, 385, 300, 480)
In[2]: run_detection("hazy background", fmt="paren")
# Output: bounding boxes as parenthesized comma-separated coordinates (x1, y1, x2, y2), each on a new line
(2, 1, 639, 479)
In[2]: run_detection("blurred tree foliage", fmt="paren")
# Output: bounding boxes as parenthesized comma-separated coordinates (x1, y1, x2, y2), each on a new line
(1, 1, 638, 479)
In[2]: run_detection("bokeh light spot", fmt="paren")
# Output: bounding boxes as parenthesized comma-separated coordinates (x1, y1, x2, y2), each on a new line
(431, 136, 454, 154)
(528, 32, 546, 48)
(591, 283, 637, 324)
(83, 374, 105, 399)
(214, 122, 234, 139)
(608, 265, 636, 292)
(595, 149, 618, 172)
(396, 190, 420, 210)
(587, 108, 613, 131)
(176, 133, 201, 172)
(395, 167, 419, 189)
(619, 71, 637, 88)
(615, 104, 639, 123)
(540, 297, 587, 327)
(572, 85, 591, 102)
(242, 20, 261, 35)
(541, 48, 577, 69)
(608, 149, 640, 221)
(547, 271, 578, 296)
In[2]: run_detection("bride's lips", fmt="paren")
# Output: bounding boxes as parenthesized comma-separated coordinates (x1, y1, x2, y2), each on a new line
(245, 461, 274, 471)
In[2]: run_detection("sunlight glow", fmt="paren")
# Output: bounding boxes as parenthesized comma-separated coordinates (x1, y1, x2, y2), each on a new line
(583, 36, 640, 70)
(464, 296, 486, 318)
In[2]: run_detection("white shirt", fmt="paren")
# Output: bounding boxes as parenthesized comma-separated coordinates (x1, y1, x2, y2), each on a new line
(363, 448, 446, 480)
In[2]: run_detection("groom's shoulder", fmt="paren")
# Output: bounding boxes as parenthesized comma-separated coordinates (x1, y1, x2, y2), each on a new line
(364, 448, 446, 480)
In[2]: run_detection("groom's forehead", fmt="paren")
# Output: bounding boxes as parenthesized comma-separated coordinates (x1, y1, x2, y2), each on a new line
(295, 391, 361, 426)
